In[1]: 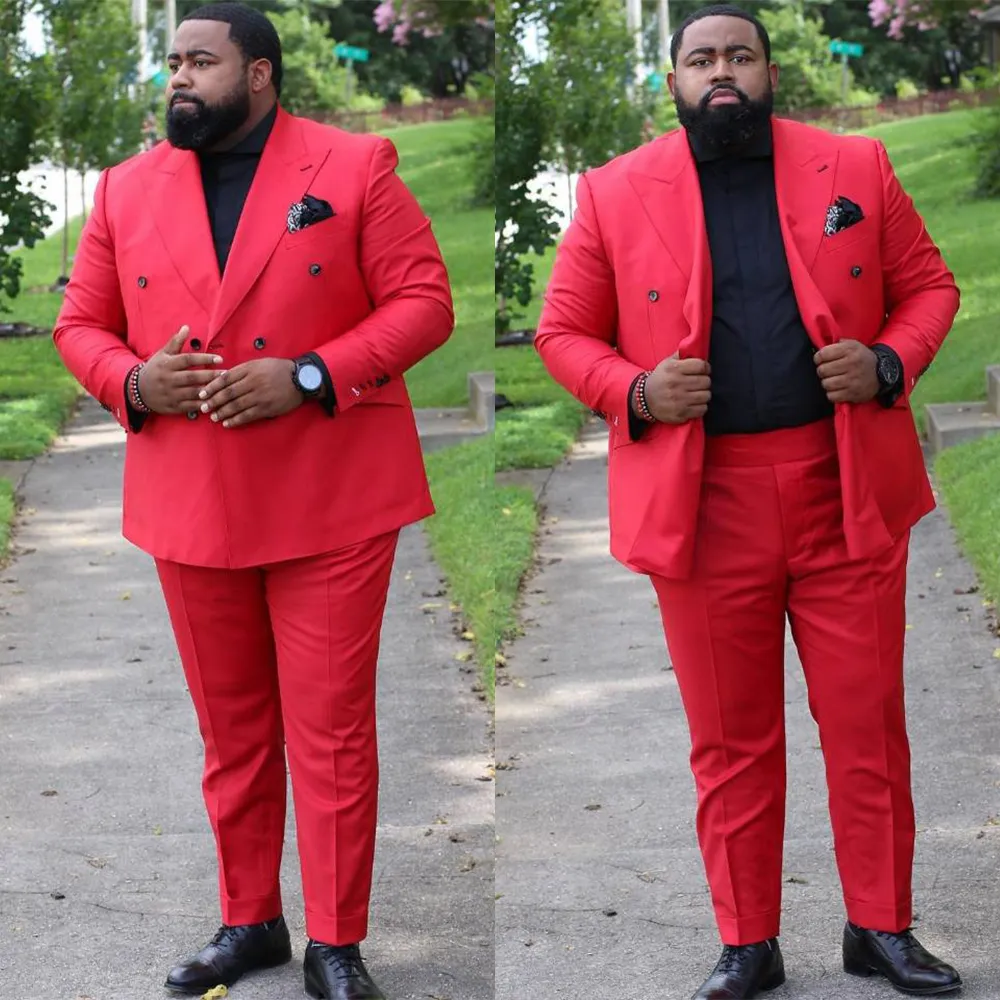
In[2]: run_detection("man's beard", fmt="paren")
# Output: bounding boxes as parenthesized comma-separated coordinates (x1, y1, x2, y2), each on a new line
(166, 81, 251, 151)
(675, 82, 773, 152)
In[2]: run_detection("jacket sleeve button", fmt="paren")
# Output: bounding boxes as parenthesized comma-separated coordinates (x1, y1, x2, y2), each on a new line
(253, 337, 266, 350)
(187, 409, 198, 420)
(851, 266, 862, 278)
(137, 276, 147, 288)
(648, 289, 659, 302)
(189, 338, 202, 350)
(309, 263, 322, 275)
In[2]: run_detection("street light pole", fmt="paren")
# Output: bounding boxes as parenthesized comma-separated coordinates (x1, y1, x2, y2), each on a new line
(626, 0, 642, 67)
(658, 0, 671, 67)
(132, 0, 148, 77)
(166, 0, 176, 44)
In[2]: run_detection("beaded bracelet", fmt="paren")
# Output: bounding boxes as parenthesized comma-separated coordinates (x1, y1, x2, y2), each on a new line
(634, 371, 655, 423)
(128, 364, 150, 414)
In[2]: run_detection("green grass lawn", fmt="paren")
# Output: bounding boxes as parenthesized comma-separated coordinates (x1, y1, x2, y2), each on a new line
(422, 434, 497, 699)
(865, 110, 1000, 422)
(383, 118, 492, 409)
(495, 244, 587, 470)
(935, 435, 1000, 607)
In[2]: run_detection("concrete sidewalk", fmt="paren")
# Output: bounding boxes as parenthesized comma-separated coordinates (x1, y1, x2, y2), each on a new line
(0, 399, 493, 1000)
(497, 419, 1000, 999)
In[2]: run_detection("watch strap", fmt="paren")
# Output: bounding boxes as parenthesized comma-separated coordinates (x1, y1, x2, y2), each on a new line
(871, 344, 903, 408)
(298, 352, 336, 415)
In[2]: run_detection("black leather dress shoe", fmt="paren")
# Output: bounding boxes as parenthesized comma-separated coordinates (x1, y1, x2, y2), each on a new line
(843, 922, 962, 995)
(164, 915, 292, 995)
(692, 939, 785, 999)
(304, 941, 386, 999)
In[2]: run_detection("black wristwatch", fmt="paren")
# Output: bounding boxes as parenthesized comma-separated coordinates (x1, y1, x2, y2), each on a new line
(292, 356, 324, 399)
(871, 344, 903, 408)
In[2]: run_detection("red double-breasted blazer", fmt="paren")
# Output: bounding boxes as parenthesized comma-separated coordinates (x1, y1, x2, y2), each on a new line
(535, 117, 960, 579)
(54, 106, 454, 568)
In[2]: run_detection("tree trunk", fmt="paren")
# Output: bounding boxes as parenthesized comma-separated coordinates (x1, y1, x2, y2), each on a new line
(80, 171, 88, 225)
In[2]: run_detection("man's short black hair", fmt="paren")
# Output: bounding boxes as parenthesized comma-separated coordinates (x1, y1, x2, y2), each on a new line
(670, 4, 771, 67)
(181, 1, 283, 97)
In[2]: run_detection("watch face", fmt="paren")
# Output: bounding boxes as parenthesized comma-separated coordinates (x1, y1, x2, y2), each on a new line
(878, 354, 901, 386)
(297, 363, 323, 392)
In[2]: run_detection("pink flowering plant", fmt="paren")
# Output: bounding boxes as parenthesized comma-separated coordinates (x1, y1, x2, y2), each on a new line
(375, 1, 494, 45)
(868, 0, 984, 39)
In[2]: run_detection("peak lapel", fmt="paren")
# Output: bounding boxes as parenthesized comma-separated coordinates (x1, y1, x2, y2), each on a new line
(772, 119, 840, 346)
(627, 135, 712, 359)
(150, 148, 221, 317)
(210, 110, 330, 338)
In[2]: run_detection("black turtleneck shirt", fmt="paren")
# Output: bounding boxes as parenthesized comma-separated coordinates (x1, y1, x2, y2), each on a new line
(198, 103, 277, 275)
(691, 126, 834, 436)
(629, 124, 835, 438)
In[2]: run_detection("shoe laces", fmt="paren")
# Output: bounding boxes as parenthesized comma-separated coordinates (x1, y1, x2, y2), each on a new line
(873, 928, 919, 953)
(210, 924, 244, 948)
(718, 944, 758, 974)
(317, 943, 365, 981)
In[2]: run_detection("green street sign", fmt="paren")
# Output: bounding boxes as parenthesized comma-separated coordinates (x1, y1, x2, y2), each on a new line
(829, 39, 864, 58)
(334, 43, 370, 63)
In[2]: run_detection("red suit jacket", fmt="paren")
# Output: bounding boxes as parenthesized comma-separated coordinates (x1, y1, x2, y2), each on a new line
(535, 117, 959, 579)
(54, 107, 454, 568)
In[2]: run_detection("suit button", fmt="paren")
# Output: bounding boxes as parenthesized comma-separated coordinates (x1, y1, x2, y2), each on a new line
(189, 338, 202, 350)
(648, 289, 659, 302)
(253, 337, 266, 350)
(186, 409, 198, 420)
(309, 263, 322, 276)
(137, 276, 147, 288)
(851, 266, 862, 278)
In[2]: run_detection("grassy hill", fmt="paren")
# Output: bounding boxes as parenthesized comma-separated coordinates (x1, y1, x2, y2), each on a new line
(872, 110, 1000, 418)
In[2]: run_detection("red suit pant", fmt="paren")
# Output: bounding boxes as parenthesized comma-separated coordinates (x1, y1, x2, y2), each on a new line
(156, 530, 399, 945)
(651, 420, 913, 946)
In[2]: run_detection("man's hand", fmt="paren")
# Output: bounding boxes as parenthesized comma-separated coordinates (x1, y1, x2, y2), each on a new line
(640, 352, 712, 424)
(814, 340, 880, 404)
(137, 326, 225, 414)
(198, 358, 304, 428)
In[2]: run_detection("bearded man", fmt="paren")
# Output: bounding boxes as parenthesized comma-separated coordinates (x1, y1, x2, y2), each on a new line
(52, 3, 453, 998)
(534, 4, 962, 998)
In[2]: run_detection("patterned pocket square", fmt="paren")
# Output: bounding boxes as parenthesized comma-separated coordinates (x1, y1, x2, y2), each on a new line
(824, 196, 864, 237)
(287, 194, 336, 234)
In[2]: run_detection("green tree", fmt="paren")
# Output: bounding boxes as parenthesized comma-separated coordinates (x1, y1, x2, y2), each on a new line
(759, 1, 853, 111)
(541, 0, 649, 187)
(0, 0, 52, 308)
(494, 0, 558, 336)
(40, 0, 144, 281)
(265, 6, 352, 116)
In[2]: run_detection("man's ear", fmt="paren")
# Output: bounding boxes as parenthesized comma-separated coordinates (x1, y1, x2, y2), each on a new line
(250, 57, 273, 95)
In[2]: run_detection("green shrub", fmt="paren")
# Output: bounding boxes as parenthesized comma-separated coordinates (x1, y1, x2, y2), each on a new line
(400, 84, 425, 107)
(974, 99, 1000, 199)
